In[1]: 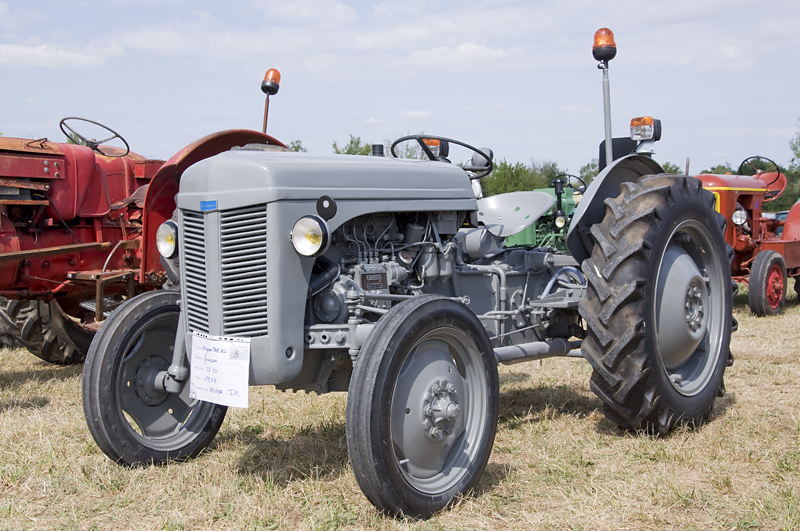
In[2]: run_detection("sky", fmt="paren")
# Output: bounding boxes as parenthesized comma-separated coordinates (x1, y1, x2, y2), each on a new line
(2, 0, 800, 176)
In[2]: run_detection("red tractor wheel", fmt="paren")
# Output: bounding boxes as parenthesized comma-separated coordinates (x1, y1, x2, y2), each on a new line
(748, 250, 787, 316)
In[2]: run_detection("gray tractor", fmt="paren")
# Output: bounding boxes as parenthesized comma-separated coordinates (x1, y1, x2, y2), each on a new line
(81, 125, 733, 517)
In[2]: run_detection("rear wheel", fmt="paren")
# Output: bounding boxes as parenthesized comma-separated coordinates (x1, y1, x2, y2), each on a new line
(82, 291, 226, 465)
(0, 297, 93, 364)
(748, 250, 786, 316)
(346, 295, 498, 518)
(579, 175, 732, 435)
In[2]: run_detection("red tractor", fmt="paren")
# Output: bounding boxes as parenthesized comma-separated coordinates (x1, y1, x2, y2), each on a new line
(696, 157, 800, 315)
(0, 117, 284, 363)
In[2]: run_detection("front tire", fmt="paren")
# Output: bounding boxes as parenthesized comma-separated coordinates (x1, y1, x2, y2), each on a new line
(579, 175, 732, 435)
(748, 250, 786, 316)
(346, 295, 499, 518)
(82, 291, 226, 465)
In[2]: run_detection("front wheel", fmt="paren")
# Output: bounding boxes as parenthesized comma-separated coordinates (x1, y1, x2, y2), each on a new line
(82, 291, 226, 465)
(748, 250, 786, 316)
(346, 295, 499, 518)
(579, 175, 732, 435)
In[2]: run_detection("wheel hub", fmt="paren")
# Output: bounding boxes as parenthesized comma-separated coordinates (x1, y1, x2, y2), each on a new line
(685, 284, 705, 332)
(656, 242, 709, 370)
(422, 379, 460, 441)
(766, 265, 785, 308)
(134, 355, 169, 406)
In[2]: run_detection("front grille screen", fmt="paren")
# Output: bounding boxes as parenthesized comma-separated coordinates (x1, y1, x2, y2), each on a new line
(180, 204, 268, 337)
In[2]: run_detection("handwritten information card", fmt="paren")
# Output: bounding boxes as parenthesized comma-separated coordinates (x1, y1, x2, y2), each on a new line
(189, 331, 251, 408)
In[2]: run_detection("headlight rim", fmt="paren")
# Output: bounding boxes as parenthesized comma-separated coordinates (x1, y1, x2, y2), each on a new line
(732, 209, 748, 227)
(291, 215, 331, 257)
(156, 220, 179, 259)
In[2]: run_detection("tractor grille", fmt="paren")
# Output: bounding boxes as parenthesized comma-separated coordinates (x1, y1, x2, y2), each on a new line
(220, 205, 268, 335)
(182, 210, 209, 334)
(180, 205, 269, 337)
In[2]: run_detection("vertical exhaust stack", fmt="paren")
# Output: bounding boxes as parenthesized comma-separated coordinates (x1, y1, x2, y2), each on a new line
(593, 28, 617, 166)
(261, 68, 281, 134)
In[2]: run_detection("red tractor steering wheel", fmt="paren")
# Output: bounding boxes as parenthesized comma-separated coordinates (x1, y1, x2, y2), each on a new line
(59, 117, 131, 158)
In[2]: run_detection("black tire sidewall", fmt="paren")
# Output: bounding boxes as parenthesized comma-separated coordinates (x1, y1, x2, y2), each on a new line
(749, 250, 786, 315)
(347, 295, 499, 518)
(83, 291, 226, 465)
(643, 188, 731, 419)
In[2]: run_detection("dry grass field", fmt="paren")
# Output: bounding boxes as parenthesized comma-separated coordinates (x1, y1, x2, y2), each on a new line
(1, 286, 799, 530)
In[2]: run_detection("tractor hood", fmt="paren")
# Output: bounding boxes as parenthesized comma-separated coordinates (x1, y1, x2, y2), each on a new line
(176, 150, 477, 213)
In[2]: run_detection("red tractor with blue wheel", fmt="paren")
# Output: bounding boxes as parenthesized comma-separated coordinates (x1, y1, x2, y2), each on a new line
(696, 156, 800, 315)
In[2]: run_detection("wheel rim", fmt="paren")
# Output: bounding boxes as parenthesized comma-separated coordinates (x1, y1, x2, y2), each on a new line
(654, 220, 726, 396)
(389, 326, 488, 494)
(116, 311, 217, 450)
(765, 263, 785, 309)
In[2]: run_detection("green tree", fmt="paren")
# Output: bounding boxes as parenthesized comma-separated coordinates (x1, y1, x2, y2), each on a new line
(65, 131, 85, 146)
(333, 135, 371, 156)
(288, 139, 307, 152)
(662, 162, 684, 175)
(700, 163, 733, 174)
(480, 159, 562, 197)
(579, 159, 598, 184)
(387, 135, 425, 159)
(790, 118, 800, 169)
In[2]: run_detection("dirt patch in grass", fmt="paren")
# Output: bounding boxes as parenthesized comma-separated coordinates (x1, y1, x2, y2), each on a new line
(1, 286, 799, 529)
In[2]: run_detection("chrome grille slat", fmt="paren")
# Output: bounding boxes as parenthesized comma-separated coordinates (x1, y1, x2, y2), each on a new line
(225, 205, 268, 337)
(181, 205, 268, 336)
(180, 205, 269, 336)
(181, 211, 209, 334)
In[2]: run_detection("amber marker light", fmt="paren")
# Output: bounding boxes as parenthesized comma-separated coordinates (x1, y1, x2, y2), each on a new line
(261, 68, 281, 95)
(592, 28, 617, 62)
(630, 116, 662, 141)
(261, 68, 281, 133)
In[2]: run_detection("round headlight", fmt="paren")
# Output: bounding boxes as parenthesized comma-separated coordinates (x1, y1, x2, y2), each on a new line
(732, 209, 748, 226)
(156, 221, 178, 258)
(291, 216, 330, 257)
(555, 215, 567, 229)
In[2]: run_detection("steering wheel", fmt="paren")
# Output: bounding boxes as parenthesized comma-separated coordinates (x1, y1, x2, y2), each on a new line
(59, 117, 130, 158)
(390, 135, 494, 179)
(553, 173, 586, 190)
(738, 156, 781, 186)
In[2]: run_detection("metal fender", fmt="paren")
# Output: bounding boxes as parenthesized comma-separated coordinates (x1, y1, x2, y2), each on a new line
(780, 201, 800, 242)
(566, 154, 664, 264)
(141, 129, 285, 277)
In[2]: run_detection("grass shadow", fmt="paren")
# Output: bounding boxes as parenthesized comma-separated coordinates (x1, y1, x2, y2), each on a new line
(0, 364, 82, 391)
(498, 371, 531, 386)
(222, 419, 350, 486)
(0, 395, 49, 412)
(472, 461, 511, 497)
(498, 384, 601, 430)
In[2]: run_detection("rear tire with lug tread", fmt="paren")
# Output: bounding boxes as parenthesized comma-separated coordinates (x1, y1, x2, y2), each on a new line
(0, 296, 93, 364)
(748, 250, 786, 316)
(579, 174, 732, 435)
(82, 290, 226, 465)
(346, 295, 499, 518)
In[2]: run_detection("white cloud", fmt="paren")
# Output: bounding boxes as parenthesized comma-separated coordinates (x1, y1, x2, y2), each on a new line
(302, 53, 338, 73)
(363, 117, 383, 124)
(251, 0, 357, 24)
(0, 42, 124, 68)
(0, 3, 49, 31)
(399, 43, 525, 71)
